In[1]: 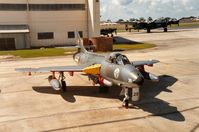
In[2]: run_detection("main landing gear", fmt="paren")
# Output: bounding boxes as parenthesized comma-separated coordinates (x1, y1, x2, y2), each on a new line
(59, 72, 67, 93)
(121, 87, 140, 108)
(164, 27, 168, 32)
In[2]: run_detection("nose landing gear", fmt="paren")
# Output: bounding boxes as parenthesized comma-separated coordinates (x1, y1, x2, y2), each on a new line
(122, 87, 140, 108)
(122, 88, 129, 108)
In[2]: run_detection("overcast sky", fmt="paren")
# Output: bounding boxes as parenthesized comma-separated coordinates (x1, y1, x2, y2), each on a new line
(100, 0, 199, 21)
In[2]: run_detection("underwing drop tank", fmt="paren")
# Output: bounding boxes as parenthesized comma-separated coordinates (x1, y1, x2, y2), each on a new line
(48, 75, 61, 91)
(148, 73, 159, 82)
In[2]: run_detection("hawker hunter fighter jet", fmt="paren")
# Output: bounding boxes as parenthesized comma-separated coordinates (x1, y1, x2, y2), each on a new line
(16, 34, 160, 108)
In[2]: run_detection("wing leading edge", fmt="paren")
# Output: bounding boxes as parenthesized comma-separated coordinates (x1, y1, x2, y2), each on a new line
(132, 60, 160, 67)
(15, 65, 86, 73)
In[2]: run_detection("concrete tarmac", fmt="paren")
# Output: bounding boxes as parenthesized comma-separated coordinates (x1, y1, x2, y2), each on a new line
(0, 28, 199, 132)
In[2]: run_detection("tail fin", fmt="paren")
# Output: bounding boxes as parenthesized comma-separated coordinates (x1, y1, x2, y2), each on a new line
(76, 32, 87, 53)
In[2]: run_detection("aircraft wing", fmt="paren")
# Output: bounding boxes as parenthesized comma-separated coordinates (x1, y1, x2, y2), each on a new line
(132, 60, 160, 67)
(15, 65, 86, 73)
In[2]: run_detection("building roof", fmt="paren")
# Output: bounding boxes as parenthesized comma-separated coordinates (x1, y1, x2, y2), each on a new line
(0, 25, 29, 33)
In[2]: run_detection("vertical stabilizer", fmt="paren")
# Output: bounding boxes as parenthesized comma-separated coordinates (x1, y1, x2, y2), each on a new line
(77, 32, 87, 53)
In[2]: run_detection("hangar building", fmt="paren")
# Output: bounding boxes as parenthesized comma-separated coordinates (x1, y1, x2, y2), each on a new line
(0, 0, 100, 50)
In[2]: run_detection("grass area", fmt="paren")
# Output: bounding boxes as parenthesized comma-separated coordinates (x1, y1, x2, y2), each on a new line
(0, 43, 156, 58)
(113, 43, 156, 51)
(170, 22, 199, 28)
(0, 48, 76, 58)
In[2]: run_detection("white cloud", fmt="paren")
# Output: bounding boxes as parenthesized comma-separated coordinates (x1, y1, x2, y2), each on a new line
(100, 0, 199, 21)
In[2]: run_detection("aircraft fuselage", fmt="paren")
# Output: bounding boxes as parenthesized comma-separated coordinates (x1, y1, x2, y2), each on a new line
(73, 51, 144, 88)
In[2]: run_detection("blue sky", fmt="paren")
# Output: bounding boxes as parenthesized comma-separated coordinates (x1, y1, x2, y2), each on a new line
(100, 0, 199, 21)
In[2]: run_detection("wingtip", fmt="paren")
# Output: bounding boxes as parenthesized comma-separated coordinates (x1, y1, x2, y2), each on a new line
(15, 68, 32, 72)
(150, 59, 160, 63)
(15, 68, 22, 71)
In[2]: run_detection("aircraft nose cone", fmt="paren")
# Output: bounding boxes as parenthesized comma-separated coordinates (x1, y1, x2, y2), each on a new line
(134, 76, 144, 86)
(124, 64, 144, 86)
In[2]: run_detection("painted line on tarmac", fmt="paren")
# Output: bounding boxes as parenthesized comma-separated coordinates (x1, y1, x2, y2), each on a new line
(0, 97, 199, 127)
(0, 106, 120, 125)
(0, 89, 33, 95)
(42, 106, 199, 132)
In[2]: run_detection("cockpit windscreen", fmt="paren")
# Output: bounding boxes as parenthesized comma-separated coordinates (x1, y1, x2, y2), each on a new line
(116, 55, 131, 65)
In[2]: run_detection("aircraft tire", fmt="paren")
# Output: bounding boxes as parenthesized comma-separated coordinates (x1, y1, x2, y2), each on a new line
(147, 28, 151, 33)
(164, 28, 168, 32)
(124, 99, 129, 108)
(61, 80, 67, 93)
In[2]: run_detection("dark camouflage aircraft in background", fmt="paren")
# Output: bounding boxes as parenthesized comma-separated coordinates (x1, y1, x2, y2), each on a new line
(16, 34, 160, 108)
(100, 28, 117, 37)
(126, 17, 180, 33)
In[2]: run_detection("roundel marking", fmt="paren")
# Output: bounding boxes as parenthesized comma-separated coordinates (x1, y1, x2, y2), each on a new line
(114, 68, 120, 79)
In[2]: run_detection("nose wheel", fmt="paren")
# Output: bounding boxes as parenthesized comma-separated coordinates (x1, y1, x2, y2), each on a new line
(121, 87, 140, 108)
(123, 99, 129, 108)
(122, 88, 129, 108)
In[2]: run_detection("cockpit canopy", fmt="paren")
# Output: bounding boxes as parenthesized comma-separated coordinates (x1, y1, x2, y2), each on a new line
(106, 52, 131, 65)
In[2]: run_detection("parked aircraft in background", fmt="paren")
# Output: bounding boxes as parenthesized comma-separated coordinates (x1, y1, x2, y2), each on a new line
(125, 17, 180, 33)
(100, 28, 117, 37)
(100, 22, 118, 37)
(16, 33, 160, 108)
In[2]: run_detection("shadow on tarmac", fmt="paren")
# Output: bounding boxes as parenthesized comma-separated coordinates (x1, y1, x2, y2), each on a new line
(113, 36, 140, 44)
(33, 75, 185, 122)
(137, 75, 185, 121)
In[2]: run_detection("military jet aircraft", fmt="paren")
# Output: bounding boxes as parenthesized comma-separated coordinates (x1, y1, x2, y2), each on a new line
(16, 33, 160, 108)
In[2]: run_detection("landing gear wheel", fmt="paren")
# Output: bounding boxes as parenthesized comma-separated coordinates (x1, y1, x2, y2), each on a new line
(61, 80, 67, 92)
(147, 28, 151, 33)
(123, 99, 129, 108)
(122, 88, 130, 108)
(164, 27, 168, 32)
(99, 86, 109, 93)
(59, 72, 66, 93)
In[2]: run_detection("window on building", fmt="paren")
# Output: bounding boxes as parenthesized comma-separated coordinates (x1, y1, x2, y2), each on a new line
(0, 4, 85, 11)
(38, 32, 54, 40)
(68, 32, 75, 39)
(29, 4, 85, 11)
(78, 31, 83, 38)
(0, 4, 27, 11)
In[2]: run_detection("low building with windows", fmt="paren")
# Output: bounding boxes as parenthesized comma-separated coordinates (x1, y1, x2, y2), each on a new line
(0, 0, 100, 50)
